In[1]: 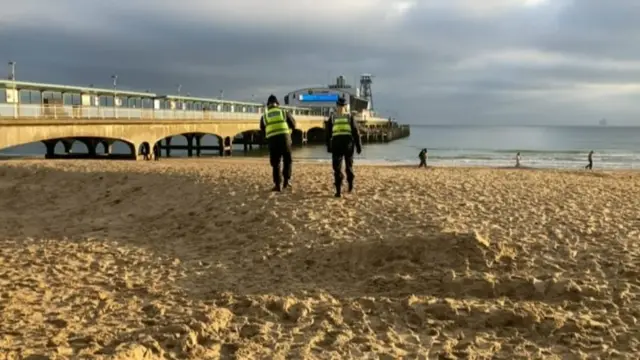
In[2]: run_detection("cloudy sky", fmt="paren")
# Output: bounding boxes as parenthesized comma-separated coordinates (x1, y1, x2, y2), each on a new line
(1, 0, 640, 125)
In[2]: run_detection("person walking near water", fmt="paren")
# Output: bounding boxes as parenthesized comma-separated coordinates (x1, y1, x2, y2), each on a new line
(585, 150, 594, 170)
(325, 96, 362, 197)
(418, 148, 428, 168)
(515, 152, 521, 168)
(259, 94, 297, 191)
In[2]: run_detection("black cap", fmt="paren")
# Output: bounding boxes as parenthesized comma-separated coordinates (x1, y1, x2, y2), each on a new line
(267, 94, 279, 105)
(336, 96, 347, 106)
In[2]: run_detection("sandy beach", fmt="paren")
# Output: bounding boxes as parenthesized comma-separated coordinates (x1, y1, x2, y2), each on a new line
(1, 158, 639, 359)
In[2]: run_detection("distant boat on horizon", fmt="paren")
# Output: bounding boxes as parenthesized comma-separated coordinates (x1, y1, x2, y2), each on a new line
(599, 118, 608, 126)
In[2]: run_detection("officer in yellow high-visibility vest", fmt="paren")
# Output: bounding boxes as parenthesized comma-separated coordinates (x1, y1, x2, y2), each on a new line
(259, 94, 297, 191)
(325, 96, 362, 197)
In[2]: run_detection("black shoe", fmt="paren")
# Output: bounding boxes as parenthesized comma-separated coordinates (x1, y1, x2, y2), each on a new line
(348, 182, 353, 193)
(272, 185, 281, 192)
(334, 192, 341, 198)
(283, 180, 291, 189)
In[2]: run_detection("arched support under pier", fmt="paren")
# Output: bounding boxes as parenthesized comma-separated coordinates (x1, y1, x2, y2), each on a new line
(77, 137, 99, 156)
(42, 139, 58, 158)
(61, 139, 74, 154)
(100, 139, 114, 155)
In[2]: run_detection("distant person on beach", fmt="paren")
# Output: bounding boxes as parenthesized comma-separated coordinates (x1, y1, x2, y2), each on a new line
(325, 96, 362, 197)
(140, 143, 150, 161)
(259, 94, 296, 192)
(153, 143, 160, 161)
(418, 148, 428, 168)
(585, 150, 594, 170)
(515, 152, 521, 168)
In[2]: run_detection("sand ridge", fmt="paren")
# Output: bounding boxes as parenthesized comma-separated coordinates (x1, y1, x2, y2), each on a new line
(1, 159, 640, 359)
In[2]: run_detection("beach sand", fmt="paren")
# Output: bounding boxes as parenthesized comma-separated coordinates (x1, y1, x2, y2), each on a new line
(1, 158, 639, 359)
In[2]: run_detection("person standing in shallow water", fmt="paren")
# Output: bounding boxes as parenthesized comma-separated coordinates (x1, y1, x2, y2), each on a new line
(585, 150, 594, 170)
(418, 148, 428, 168)
(259, 94, 297, 191)
(325, 96, 362, 197)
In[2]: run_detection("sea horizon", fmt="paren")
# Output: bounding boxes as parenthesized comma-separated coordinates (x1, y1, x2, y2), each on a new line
(405, 123, 640, 128)
(2, 124, 640, 170)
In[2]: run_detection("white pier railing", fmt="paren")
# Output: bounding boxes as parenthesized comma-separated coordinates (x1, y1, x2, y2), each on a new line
(0, 103, 391, 124)
(0, 104, 315, 121)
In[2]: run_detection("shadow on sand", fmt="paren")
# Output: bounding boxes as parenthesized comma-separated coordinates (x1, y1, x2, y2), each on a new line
(0, 162, 595, 305)
(1, 161, 617, 359)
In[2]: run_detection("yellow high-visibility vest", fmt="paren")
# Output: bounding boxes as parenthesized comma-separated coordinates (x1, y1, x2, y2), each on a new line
(332, 115, 352, 137)
(264, 107, 291, 138)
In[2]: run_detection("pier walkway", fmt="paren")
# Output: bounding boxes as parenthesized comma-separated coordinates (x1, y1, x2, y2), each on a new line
(0, 79, 409, 159)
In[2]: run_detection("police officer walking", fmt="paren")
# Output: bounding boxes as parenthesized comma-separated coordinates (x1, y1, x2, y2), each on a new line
(325, 96, 362, 197)
(260, 94, 297, 191)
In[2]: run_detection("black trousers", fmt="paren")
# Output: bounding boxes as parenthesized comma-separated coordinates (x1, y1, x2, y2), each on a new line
(585, 160, 593, 170)
(419, 158, 427, 167)
(268, 135, 292, 186)
(331, 137, 355, 188)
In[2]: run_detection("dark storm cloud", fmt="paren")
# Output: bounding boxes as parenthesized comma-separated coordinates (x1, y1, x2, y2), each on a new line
(1, 0, 640, 124)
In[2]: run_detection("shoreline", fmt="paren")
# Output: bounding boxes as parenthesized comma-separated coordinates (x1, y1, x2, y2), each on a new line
(2, 155, 638, 173)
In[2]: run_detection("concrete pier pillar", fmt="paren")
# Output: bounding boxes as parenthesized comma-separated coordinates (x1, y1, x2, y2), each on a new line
(195, 134, 202, 157)
(225, 137, 233, 156)
(100, 140, 114, 155)
(302, 131, 308, 145)
(61, 139, 74, 154)
(86, 138, 98, 156)
(185, 134, 194, 157)
(43, 140, 57, 158)
(220, 136, 233, 156)
(165, 138, 172, 157)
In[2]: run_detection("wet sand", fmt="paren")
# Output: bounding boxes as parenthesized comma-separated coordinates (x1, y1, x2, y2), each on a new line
(1, 158, 639, 359)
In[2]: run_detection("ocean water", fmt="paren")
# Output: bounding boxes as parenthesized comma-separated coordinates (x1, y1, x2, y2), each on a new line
(2, 125, 640, 169)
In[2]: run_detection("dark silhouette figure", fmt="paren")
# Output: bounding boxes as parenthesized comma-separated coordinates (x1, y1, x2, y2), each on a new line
(585, 150, 594, 170)
(140, 143, 151, 161)
(418, 148, 428, 168)
(259, 94, 297, 191)
(153, 143, 160, 161)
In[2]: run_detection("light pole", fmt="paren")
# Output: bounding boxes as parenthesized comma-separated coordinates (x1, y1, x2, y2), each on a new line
(8, 61, 16, 81)
(111, 74, 118, 117)
(176, 84, 183, 111)
(219, 90, 224, 100)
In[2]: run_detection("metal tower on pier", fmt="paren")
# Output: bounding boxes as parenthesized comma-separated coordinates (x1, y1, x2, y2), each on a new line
(359, 74, 374, 110)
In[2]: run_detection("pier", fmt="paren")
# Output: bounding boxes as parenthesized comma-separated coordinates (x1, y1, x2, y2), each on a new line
(0, 79, 410, 160)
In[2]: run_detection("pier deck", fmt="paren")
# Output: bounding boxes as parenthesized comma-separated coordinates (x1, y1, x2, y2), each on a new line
(0, 79, 410, 159)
